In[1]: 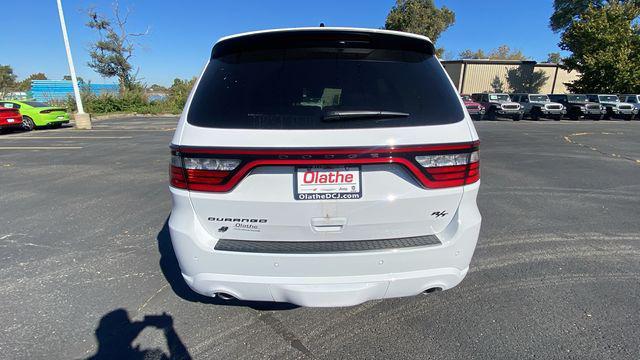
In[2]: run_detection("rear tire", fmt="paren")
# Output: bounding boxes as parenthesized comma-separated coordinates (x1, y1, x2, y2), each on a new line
(22, 116, 35, 131)
(51, 123, 63, 128)
(552, 114, 562, 121)
(513, 113, 523, 121)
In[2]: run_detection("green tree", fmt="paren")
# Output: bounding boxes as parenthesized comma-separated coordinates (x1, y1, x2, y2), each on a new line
(490, 76, 505, 92)
(550, 0, 639, 32)
(148, 84, 168, 92)
(17, 72, 47, 91)
(506, 67, 550, 93)
(63, 75, 85, 84)
(560, 2, 640, 93)
(458, 45, 528, 60)
(167, 77, 196, 108)
(546, 52, 563, 63)
(384, 0, 455, 56)
(0, 65, 17, 94)
(86, 2, 148, 93)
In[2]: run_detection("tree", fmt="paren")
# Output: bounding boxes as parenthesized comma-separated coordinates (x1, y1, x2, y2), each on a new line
(559, 2, 640, 93)
(546, 52, 562, 63)
(148, 84, 168, 92)
(0, 65, 17, 94)
(458, 45, 528, 60)
(490, 76, 505, 92)
(17, 73, 47, 91)
(550, 0, 640, 32)
(86, 1, 148, 93)
(63, 75, 85, 84)
(459, 49, 487, 59)
(506, 67, 550, 93)
(385, 0, 455, 56)
(167, 78, 196, 108)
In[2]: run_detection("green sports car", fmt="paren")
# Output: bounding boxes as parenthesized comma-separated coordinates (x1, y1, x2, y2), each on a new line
(0, 100, 70, 130)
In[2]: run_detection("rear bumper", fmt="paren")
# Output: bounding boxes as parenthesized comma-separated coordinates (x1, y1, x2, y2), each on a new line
(0, 123, 23, 129)
(168, 182, 481, 307)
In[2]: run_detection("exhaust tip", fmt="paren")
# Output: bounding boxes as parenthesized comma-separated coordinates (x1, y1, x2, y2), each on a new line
(214, 292, 235, 301)
(423, 287, 442, 294)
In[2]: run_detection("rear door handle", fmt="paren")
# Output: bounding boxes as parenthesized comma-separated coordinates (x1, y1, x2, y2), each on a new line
(311, 217, 347, 232)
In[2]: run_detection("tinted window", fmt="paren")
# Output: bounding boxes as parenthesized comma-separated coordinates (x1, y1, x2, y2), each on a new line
(188, 47, 463, 129)
(530, 95, 549, 102)
(598, 95, 618, 102)
(567, 95, 587, 102)
(24, 101, 50, 107)
(489, 94, 511, 102)
(2, 102, 19, 109)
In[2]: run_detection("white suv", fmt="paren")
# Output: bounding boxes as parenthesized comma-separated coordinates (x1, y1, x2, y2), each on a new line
(169, 27, 481, 307)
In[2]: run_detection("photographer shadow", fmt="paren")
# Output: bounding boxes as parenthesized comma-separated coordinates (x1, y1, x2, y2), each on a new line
(157, 218, 298, 311)
(87, 308, 191, 360)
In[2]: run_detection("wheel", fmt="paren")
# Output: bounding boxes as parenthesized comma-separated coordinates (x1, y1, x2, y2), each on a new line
(22, 116, 35, 131)
(569, 113, 580, 120)
(512, 113, 523, 121)
(51, 122, 63, 128)
(485, 108, 497, 120)
(531, 108, 541, 121)
(623, 114, 633, 121)
(552, 114, 562, 121)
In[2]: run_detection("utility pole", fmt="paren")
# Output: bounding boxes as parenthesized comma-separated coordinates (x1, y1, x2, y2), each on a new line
(56, 0, 92, 129)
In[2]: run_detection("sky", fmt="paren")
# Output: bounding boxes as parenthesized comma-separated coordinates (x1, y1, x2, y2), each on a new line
(1, 0, 564, 86)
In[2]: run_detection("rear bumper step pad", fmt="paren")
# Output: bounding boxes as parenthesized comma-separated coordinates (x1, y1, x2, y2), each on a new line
(214, 235, 441, 254)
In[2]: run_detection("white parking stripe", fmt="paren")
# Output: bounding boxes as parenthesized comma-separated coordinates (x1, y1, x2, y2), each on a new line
(1, 136, 132, 139)
(0, 146, 83, 150)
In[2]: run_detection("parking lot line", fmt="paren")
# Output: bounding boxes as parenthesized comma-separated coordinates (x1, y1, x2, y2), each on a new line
(1, 136, 133, 139)
(0, 146, 83, 150)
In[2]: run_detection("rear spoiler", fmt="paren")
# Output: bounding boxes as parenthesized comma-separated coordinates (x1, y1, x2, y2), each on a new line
(211, 29, 436, 59)
(39, 108, 66, 113)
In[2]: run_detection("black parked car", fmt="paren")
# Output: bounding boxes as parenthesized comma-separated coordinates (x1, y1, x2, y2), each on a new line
(548, 94, 606, 120)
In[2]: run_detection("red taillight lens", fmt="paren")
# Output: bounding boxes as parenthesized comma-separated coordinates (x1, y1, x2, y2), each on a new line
(170, 155, 187, 189)
(170, 153, 240, 191)
(415, 150, 479, 188)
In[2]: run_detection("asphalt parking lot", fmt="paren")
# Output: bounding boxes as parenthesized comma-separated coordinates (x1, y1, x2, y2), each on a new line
(1, 117, 639, 359)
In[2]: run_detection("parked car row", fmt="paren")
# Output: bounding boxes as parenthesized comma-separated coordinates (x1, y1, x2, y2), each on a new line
(0, 100, 70, 133)
(462, 93, 640, 121)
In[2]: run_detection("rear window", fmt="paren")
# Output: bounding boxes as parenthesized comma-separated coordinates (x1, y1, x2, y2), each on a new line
(187, 33, 464, 129)
(24, 101, 50, 107)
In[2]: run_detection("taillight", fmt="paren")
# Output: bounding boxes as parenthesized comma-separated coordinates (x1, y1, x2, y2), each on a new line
(170, 154, 241, 191)
(170, 155, 187, 189)
(170, 141, 479, 192)
(40, 109, 53, 114)
(415, 150, 479, 188)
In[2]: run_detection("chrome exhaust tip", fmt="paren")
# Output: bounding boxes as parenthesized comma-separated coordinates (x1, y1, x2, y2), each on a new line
(214, 292, 235, 300)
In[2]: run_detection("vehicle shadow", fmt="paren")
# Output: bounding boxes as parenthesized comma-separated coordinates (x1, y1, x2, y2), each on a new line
(86, 308, 191, 360)
(157, 218, 298, 311)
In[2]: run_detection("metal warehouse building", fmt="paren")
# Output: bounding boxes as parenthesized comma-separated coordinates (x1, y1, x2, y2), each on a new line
(441, 59, 579, 94)
(29, 80, 119, 102)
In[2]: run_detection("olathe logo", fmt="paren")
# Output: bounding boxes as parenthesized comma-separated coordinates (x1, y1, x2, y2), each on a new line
(302, 170, 354, 184)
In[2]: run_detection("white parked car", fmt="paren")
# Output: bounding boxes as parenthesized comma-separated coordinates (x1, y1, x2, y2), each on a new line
(169, 27, 482, 307)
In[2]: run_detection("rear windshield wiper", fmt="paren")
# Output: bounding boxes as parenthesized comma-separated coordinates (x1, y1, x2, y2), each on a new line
(322, 110, 410, 122)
